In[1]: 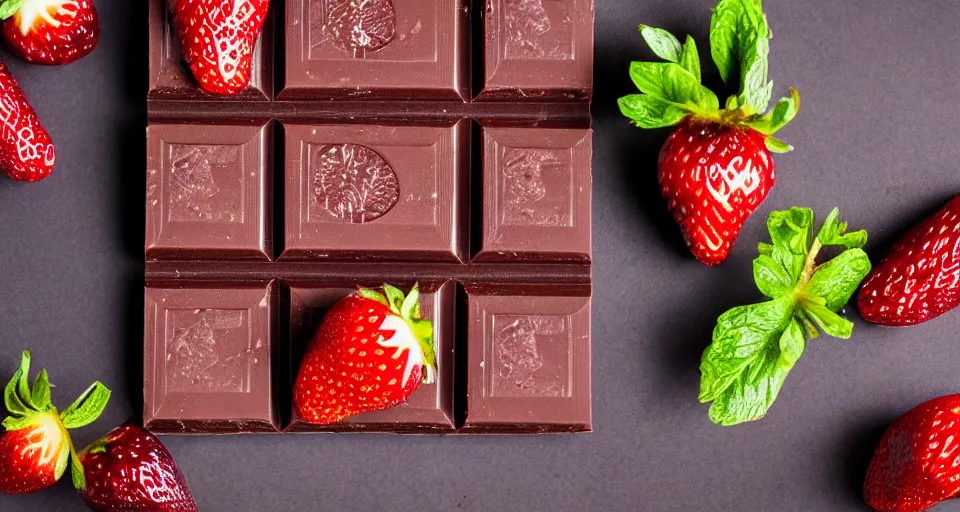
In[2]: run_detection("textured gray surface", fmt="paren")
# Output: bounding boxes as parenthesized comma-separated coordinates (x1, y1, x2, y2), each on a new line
(1, 0, 959, 510)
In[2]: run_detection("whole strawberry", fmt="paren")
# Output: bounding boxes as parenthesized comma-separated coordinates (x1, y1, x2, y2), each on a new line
(77, 424, 198, 512)
(0, 61, 55, 182)
(0, 351, 110, 494)
(294, 284, 435, 424)
(0, 0, 100, 65)
(168, 0, 269, 96)
(618, 0, 799, 265)
(864, 394, 960, 512)
(858, 195, 960, 326)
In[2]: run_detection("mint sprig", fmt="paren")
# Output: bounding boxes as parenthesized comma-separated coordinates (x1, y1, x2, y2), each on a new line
(699, 208, 872, 426)
(618, 0, 799, 153)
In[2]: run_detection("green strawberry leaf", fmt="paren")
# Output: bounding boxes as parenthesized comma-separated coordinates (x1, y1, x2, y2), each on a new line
(699, 296, 795, 404)
(748, 88, 800, 135)
(628, 62, 719, 111)
(764, 135, 793, 153)
(400, 284, 420, 320)
(59, 382, 111, 429)
(1, 414, 35, 431)
(801, 299, 854, 339)
(753, 254, 794, 299)
(639, 24, 682, 62)
(4, 351, 36, 416)
(358, 287, 389, 306)
(618, 94, 687, 129)
(70, 444, 85, 490)
(817, 208, 868, 249)
(710, 0, 745, 84)
(679, 36, 701, 82)
(803, 249, 872, 312)
(0, 0, 27, 21)
(31, 369, 51, 411)
(382, 285, 404, 313)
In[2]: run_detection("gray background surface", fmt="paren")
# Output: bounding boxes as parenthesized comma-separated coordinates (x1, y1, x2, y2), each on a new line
(1, 0, 959, 510)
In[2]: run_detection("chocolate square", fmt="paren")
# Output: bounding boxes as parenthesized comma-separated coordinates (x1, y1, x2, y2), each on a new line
(475, 126, 592, 262)
(285, 281, 455, 432)
(477, 0, 594, 101)
(146, 122, 272, 260)
(147, 0, 273, 100)
(280, 0, 469, 100)
(144, 283, 279, 433)
(463, 289, 591, 432)
(282, 122, 466, 261)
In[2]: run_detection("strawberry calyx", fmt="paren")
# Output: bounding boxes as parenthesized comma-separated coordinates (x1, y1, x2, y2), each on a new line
(0, 0, 66, 29)
(358, 284, 436, 384)
(618, 0, 799, 153)
(2, 350, 111, 490)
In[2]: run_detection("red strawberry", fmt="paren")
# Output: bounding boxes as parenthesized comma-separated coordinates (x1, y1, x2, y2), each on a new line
(658, 118, 774, 265)
(618, 2, 799, 265)
(864, 394, 960, 512)
(294, 284, 435, 425)
(0, 351, 110, 495)
(168, 0, 269, 96)
(0, 0, 100, 65)
(858, 196, 960, 326)
(0, 62, 55, 182)
(77, 424, 198, 512)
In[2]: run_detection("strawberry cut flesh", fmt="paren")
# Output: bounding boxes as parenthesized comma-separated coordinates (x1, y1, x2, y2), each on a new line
(658, 118, 775, 266)
(858, 195, 960, 326)
(0, 413, 66, 495)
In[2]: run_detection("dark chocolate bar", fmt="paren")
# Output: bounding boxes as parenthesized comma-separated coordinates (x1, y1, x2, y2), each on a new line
(145, 0, 594, 434)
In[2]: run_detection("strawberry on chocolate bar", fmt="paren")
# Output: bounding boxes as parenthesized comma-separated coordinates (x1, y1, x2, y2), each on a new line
(618, 0, 799, 265)
(0, 0, 100, 65)
(0, 351, 110, 495)
(168, 0, 270, 96)
(0, 61, 55, 182)
(294, 284, 435, 424)
(77, 424, 198, 512)
(858, 195, 960, 326)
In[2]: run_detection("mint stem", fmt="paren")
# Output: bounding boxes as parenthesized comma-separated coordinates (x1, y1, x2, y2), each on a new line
(798, 239, 823, 287)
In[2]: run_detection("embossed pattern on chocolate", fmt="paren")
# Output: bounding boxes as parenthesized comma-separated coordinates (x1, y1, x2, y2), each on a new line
(311, 143, 399, 223)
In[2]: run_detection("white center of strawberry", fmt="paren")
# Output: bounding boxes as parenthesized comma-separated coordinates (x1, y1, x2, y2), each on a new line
(17, 0, 77, 34)
(21, 413, 63, 466)
(376, 315, 423, 387)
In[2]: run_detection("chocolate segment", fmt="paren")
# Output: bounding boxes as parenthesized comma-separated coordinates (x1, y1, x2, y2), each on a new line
(463, 287, 591, 432)
(281, 0, 469, 100)
(144, 283, 279, 433)
(475, 126, 592, 262)
(477, 0, 594, 101)
(146, 122, 272, 261)
(282, 122, 467, 262)
(285, 281, 455, 432)
(147, 0, 272, 100)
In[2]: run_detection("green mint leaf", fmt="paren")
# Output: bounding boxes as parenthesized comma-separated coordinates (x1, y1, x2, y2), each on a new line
(628, 62, 719, 111)
(817, 208, 868, 249)
(710, 0, 744, 83)
(639, 24, 682, 62)
(757, 242, 774, 256)
(739, 37, 772, 113)
(707, 345, 793, 426)
(747, 88, 800, 135)
(59, 382, 111, 429)
(753, 254, 794, 299)
(699, 296, 795, 404)
(779, 317, 806, 366)
(766, 207, 814, 282)
(803, 249, 872, 312)
(679, 35, 701, 82)
(70, 445, 86, 490)
(801, 300, 854, 339)
(618, 94, 687, 129)
(30, 370, 51, 410)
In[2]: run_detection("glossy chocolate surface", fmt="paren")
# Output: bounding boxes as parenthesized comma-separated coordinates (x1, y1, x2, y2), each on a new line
(145, 0, 593, 434)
